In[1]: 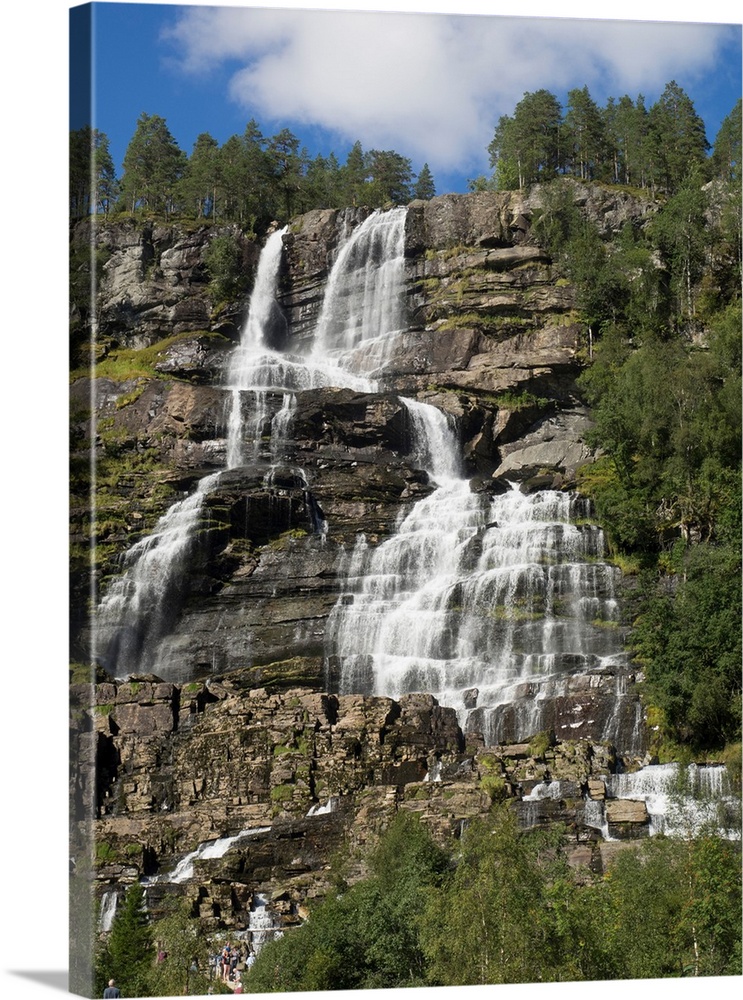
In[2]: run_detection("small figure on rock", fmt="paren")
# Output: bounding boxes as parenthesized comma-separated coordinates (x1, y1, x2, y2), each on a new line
(103, 979, 121, 999)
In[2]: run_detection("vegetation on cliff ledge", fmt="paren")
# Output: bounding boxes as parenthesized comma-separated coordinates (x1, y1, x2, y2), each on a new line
(246, 811, 741, 989)
(97, 810, 741, 994)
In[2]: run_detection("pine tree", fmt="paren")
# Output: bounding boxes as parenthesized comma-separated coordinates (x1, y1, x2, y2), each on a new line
(342, 140, 368, 206)
(413, 162, 436, 200)
(564, 86, 605, 181)
(179, 132, 220, 219)
(365, 149, 413, 205)
(267, 127, 305, 219)
(488, 89, 562, 189)
(606, 94, 651, 188)
(104, 882, 153, 996)
(711, 98, 742, 184)
(69, 126, 117, 218)
(217, 134, 247, 223)
(648, 81, 709, 194)
(119, 112, 186, 215)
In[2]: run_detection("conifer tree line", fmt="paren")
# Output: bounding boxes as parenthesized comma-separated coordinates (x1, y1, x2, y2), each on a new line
(69, 115, 437, 225)
(70, 81, 739, 227)
(483, 81, 739, 195)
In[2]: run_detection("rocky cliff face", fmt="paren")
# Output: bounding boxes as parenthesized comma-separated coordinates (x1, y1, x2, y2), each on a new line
(70, 185, 663, 943)
(72, 185, 655, 674)
(72, 673, 649, 935)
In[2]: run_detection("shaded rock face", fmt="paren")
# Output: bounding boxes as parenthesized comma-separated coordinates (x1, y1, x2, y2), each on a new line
(75, 218, 258, 349)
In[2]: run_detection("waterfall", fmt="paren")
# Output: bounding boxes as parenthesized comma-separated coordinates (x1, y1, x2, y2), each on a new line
(99, 890, 118, 932)
(225, 226, 290, 468)
(401, 397, 462, 483)
(310, 206, 407, 383)
(99, 204, 633, 751)
(329, 452, 628, 746)
(148, 826, 272, 885)
(244, 893, 283, 956)
(224, 208, 406, 466)
(581, 764, 741, 841)
(96, 209, 408, 679)
(606, 763, 741, 839)
(96, 472, 221, 677)
(96, 226, 290, 678)
(306, 796, 340, 816)
(317, 240, 634, 749)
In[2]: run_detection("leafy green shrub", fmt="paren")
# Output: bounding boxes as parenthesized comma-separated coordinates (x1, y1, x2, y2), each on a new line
(204, 233, 247, 302)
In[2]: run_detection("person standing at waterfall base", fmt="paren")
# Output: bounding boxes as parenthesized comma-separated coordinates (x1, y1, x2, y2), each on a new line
(103, 980, 121, 998)
(220, 944, 232, 981)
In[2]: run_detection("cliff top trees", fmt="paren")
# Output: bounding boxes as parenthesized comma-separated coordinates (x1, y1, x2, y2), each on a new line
(268, 127, 306, 219)
(119, 112, 186, 216)
(711, 98, 742, 184)
(648, 80, 710, 194)
(413, 162, 436, 200)
(488, 80, 712, 195)
(564, 85, 605, 182)
(70, 125, 117, 218)
(489, 89, 562, 189)
(365, 148, 414, 204)
(93, 116, 426, 225)
(603, 94, 651, 188)
(178, 132, 220, 220)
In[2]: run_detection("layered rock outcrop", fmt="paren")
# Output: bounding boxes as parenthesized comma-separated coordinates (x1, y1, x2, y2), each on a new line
(73, 674, 652, 933)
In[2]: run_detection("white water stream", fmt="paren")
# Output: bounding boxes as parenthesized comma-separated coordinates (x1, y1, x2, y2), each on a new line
(99, 889, 118, 932)
(147, 826, 273, 885)
(329, 456, 626, 745)
(96, 471, 222, 676)
(98, 209, 410, 679)
(583, 763, 741, 840)
(244, 893, 284, 955)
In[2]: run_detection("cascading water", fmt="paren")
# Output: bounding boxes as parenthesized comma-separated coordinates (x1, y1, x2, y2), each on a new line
(244, 893, 284, 956)
(96, 227, 291, 678)
(581, 763, 741, 841)
(310, 206, 407, 384)
(328, 413, 630, 747)
(96, 209, 408, 679)
(96, 471, 221, 677)
(225, 226, 291, 468)
(225, 207, 407, 426)
(99, 890, 118, 932)
(607, 763, 741, 839)
(146, 826, 273, 885)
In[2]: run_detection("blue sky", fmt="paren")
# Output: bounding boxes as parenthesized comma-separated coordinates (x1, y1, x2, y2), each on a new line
(72, 1, 742, 196)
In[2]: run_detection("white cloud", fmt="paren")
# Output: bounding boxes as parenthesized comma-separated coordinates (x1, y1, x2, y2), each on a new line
(163, 7, 735, 176)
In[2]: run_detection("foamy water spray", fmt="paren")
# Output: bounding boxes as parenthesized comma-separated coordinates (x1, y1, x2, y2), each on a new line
(328, 405, 631, 747)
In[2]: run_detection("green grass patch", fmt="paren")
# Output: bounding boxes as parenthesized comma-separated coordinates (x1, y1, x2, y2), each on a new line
(480, 773, 508, 802)
(95, 841, 117, 861)
(70, 330, 223, 385)
(270, 783, 296, 802)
